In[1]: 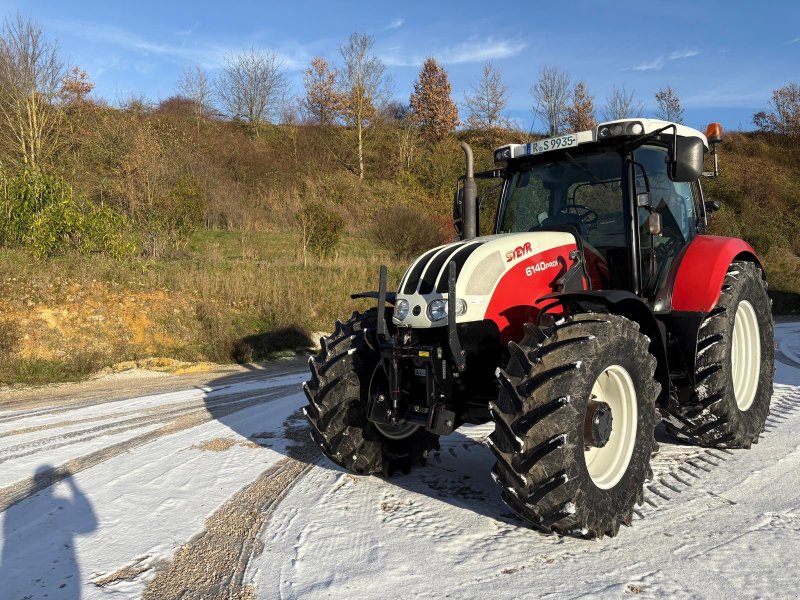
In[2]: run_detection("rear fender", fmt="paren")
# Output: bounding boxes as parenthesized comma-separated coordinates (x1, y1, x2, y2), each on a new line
(669, 235, 762, 313)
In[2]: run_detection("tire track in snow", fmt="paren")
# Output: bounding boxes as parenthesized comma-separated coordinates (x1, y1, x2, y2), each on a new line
(0, 384, 298, 513)
(633, 385, 800, 519)
(141, 410, 317, 600)
(0, 387, 294, 464)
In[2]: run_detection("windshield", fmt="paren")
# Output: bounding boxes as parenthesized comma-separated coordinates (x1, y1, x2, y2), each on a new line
(499, 150, 625, 250)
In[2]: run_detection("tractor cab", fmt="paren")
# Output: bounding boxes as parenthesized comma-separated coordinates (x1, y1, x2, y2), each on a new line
(458, 119, 718, 308)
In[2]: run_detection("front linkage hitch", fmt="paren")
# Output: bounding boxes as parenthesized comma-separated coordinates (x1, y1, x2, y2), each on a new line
(360, 263, 464, 437)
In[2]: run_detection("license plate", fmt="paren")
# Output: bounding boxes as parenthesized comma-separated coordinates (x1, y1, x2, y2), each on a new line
(526, 134, 578, 155)
(414, 368, 427, 377)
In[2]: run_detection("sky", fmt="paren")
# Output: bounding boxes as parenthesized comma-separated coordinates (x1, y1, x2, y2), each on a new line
(2, 0, 798, 133)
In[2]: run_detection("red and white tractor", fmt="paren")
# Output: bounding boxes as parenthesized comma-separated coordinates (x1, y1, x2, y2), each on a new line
(303, 118, 774, 537)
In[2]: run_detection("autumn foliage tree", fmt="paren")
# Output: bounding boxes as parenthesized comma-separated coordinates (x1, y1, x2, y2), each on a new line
(302, 57, 344, 126)
(409, 57, 458, 142)
(564, 81, 596, 132)
(60, 66, 93, 105)
(654, 85, 684, 123)
(753, 82, 800, 138)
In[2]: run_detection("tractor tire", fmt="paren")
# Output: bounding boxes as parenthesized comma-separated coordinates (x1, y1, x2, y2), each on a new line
(663, 261, 774, 448)
(303, 309, 439, 477)
(489, 313, 660, 538)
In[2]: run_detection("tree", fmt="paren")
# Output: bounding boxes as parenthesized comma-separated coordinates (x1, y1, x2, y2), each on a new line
(216, 49, 287, 132)
(409, 57, 458, 142)
(339, 32, 389, 179)
(464, 62, 509, 131)
(564, 81, 596, 132)
(0, 14, 65, 169)
(302, 56, 344, 126)
(530, 65, 571, 136)
(601, 84, 644, 121)
(654, 85, 684, 123)
(177, 63, 210, 121)
(60, 66, 93, 106)
(753, 82, 800, 137)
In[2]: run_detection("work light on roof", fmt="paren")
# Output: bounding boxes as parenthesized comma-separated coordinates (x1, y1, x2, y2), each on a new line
(597, 120, 644, 139)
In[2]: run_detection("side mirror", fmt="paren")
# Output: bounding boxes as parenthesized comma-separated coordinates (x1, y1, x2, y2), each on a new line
(647, 212, 662, 235)
(671, 136, 705, 182)
(705, 199, 721, 213)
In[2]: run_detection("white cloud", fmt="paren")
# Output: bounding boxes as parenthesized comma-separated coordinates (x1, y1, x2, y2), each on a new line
(788, 37, 800, 44)
(381, 38, 527, 67)
(629, 48, 701, 71)
(383, 18, 405, 31)
(667, 49, 700, 60)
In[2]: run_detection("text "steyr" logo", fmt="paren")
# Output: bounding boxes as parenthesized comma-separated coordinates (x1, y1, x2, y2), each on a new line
(505, 242, 532, 263)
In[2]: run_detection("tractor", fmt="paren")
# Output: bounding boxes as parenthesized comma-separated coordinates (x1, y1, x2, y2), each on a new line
(303, 118, 775, 538)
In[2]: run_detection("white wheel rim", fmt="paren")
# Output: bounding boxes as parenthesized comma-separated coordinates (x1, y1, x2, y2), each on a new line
(585, 365, 638, 490)
(731, 300, 760, 411)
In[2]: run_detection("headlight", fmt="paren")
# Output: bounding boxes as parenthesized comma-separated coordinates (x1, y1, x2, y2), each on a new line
(611, 124, 624, 136)
(394, 299, 409, 321)
(427, 298, 467, 321)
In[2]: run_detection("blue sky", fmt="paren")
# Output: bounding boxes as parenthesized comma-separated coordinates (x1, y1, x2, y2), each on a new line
(3, 0, 798, 132)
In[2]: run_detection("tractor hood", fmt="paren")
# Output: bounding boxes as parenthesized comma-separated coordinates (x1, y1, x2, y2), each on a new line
(392, 231, 578, 335)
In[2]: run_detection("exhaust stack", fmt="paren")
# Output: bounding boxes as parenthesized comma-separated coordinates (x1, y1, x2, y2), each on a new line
(461, 141, 477, 240)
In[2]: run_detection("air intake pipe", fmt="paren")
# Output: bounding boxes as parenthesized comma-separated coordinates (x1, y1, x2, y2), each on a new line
(460, 141, 477, 240)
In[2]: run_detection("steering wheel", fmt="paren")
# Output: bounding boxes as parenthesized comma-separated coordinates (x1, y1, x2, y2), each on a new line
(558, 203, 599, 227)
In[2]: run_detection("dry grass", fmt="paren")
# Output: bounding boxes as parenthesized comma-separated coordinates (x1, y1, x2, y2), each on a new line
(0, 227, 405, 385)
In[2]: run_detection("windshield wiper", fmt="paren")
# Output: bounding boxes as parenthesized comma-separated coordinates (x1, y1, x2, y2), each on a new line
(564, 151, 609, 189)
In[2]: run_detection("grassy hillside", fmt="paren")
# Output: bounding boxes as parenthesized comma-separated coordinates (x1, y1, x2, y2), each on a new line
(703, 132, 800, 314)
(0, 106, 798, 385)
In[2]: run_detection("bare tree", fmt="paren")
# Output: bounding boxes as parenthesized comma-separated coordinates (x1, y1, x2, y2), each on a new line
(753, 82, 800, 137)
(216, 49, 287, 132)
(177, 63, 210, 121)
(464, 62, 509, 131)
(0, 14, 65, 169)
(302, 56, 344, 126)
(409, 57, 458, 142)
(564, 81, 596, 132)
(339, 32, 389, 179)
(654, 85, 684, 123)
(530, 65, 571, 136)
(600, 84, 644, 121)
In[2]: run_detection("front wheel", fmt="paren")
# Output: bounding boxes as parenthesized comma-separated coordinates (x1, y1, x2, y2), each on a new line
(489, 313, 660, 538)
(303, 310, 439, 476)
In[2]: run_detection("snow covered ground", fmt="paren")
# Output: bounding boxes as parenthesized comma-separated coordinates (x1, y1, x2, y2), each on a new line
(0, 322, 798, 599)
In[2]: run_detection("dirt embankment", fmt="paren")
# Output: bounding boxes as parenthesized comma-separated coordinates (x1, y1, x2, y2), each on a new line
(0, 276, 202, 380)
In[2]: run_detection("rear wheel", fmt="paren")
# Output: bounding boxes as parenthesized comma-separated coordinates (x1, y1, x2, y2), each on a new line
(489, 313, 660, 538)
(663, 261, 774, 447)
(303, 310, 439, 476)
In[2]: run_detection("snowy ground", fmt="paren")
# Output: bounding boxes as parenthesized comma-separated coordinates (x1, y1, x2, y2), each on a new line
(0, 322, 798, 599)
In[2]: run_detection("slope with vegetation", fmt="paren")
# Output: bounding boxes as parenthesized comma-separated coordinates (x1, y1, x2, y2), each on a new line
(0, 15, 797, 385)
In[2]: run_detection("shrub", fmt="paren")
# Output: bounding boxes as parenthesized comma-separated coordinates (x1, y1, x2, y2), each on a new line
(370, 204, 450, 260)
(296, 200, 344, 264)
(141, 176, 206, 257)
(0, 169, 136, 258)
